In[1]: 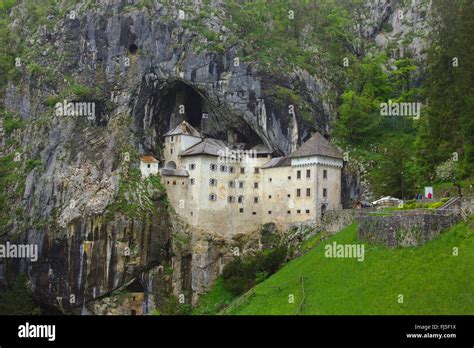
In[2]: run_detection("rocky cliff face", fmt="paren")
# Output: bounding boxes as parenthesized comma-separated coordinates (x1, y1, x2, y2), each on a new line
(0, 0, 431, 313)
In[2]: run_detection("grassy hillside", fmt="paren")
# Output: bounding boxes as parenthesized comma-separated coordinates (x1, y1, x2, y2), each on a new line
(224, 219, 474, 315)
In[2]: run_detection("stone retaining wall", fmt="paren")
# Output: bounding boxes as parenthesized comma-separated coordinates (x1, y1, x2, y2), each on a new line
(320, 209, 374, 234)
(357, 210, 461, 247)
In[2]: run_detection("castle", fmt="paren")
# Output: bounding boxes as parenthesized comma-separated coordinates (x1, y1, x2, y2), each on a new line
(144, 121, 343, 236)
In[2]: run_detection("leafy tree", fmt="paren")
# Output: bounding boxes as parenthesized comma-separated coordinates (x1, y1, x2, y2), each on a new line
(0, 274, 40, 315)
(421, 0, 474, 176)
(436, 159, 463, 197)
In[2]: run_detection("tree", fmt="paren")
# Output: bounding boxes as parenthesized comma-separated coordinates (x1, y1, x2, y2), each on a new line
(435, 159, 463, 197)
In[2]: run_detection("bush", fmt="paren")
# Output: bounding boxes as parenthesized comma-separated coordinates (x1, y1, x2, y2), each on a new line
(255, 271, 269, 284)
(0, 274, 40, 315)
(259, 246, 287, 274)
(222, 245, 288, 296)
(223, 275, 250, 296)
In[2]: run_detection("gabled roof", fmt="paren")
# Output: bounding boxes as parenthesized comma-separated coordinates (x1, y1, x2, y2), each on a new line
(180, 138, 228, 157)
(163, 121, 202, 138)
(140, 155, 159, 163)
(289, 132, 343, 159)
(262, 156, 291, 169)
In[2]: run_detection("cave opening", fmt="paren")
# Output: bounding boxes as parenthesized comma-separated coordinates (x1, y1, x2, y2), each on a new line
(156, 81, 203, 132)
(183, 84, 203, 128)
(129, 44, 138, 54)
(147, 80, 272, 156)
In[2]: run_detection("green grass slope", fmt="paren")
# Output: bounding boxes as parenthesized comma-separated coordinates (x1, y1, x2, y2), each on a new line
(227, 219, 474, 315)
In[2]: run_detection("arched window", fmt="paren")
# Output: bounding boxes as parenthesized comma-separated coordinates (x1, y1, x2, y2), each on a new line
(165, 161, 177, 169)
(321, 204, 327, 217)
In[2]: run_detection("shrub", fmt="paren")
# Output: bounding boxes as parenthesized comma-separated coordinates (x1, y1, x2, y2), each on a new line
(222, 245, 288, 295)
(255, 271, 269, 284)
(259, 246, 287, 274)
(223, 275, 250, 296)
(0, 274, 40, 315)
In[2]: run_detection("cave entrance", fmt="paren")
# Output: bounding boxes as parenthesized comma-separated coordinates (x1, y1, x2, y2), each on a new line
(159, 81, 204, 131)
(182, 84, 203, 128)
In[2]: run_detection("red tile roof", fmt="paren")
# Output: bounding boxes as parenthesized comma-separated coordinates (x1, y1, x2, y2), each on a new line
(140, 155, 159, 163)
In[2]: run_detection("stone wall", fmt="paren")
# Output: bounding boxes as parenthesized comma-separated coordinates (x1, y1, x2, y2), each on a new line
(357, 210, 461, 248)
(320, 208, 373, 234)
(461, 197, 474, 214)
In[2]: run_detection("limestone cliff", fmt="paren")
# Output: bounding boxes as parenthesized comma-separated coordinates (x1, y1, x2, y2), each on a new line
(0, 0, 431, 313)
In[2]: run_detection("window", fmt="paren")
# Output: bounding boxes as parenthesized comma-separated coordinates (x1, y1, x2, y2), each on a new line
(254, 167, 260, 174)
(171, 136, 175, 142)
(239, 208, 244, 213)
(288, 176, 291, 180)
(189, 164, 196, 170)
(297, 189, 301, 197)
(190, 178, 195, 185)
(252, 212, 257, 215)
(268, 195, 272, 199)
(306, 169, 311, 178)
(228, 196, 235, 203)
(306, 188, 311, 197)
(170, 148, 173, 154)
(167, 181, 170, 184)
(240, 167, 245, 174)
(172, 180, 176, 185)
(297, 209, 301, 214)
(254, 197, 259, 203)
(238, 181, 244, 188)
(238, 196, 243, 203)
(147, 164, 151, 168)
(209, 178, 217, 186)
(323, 169, 327, 179)
(209, 193, 217, 201)
(220, 165, 227, 172)
(210, 163, 217, 171)
(254, 182, 259, 189)
(229, 166, 235, 173)
(268, 211, 272, 214)
(287, 210, 291, 214)
(287, 193, 291, 198)
(323, 188, 327, 197)
(228, 181, 235, 188)
(297, 170, 301, 179)
(269, 178, 272, 182)
(182, 181, 185, 185)
(306, 209, 310, 214)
